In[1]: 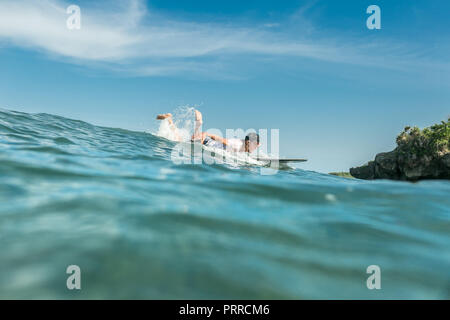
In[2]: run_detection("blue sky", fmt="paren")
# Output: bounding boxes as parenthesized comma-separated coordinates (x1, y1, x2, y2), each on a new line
(0, 0, 449, 172)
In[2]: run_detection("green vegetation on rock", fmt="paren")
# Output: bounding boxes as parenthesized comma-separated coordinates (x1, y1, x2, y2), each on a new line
(350, 117, 450, 181)
(396, 117, 450, 157)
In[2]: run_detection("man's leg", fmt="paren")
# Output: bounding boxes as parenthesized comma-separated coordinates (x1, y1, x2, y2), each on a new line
(191, 110, 205, 142)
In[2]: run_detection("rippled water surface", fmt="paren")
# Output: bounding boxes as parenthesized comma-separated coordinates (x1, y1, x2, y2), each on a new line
(0, 108, 449, 299)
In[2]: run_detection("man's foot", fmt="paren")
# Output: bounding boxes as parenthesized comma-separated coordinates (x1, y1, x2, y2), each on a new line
(156, 113, 172, 120)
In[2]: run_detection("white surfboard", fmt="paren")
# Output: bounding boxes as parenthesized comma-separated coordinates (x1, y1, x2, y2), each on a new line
(256, 158, 308, 163)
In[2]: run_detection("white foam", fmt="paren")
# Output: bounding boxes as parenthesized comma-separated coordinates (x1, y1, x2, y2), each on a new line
(325, 193, 337, 202)
(156, 106, 196, 142)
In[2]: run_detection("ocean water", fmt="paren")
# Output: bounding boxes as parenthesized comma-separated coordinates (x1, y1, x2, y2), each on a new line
(0, 108, 449, 299)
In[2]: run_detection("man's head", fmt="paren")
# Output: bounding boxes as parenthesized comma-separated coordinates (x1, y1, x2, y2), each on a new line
(244, 132, 260, 153)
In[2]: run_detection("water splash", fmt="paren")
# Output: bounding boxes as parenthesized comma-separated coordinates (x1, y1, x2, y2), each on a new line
(156, 106, 196, 142)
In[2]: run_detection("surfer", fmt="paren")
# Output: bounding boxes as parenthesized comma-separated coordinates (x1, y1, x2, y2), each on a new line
(156, 110, 260, 153)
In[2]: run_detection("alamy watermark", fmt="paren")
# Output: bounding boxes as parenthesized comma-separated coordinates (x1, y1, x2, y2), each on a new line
(66, 265, 81, 290)
(170, 127, 281, 175)
(66, 5, 81, 30)
(366, 265, 381, 290)
(366, 5, 381, 30)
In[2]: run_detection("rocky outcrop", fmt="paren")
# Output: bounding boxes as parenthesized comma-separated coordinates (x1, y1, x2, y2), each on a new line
(350, 118, 450, 181)
(350, 161, 375, 180)
(375, 151, 400, 179)
(441, 153, 450, 169)
(350, 149, 449, 181)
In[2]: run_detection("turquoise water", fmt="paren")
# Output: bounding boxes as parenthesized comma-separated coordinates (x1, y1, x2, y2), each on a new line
(0, 108, 449, 299)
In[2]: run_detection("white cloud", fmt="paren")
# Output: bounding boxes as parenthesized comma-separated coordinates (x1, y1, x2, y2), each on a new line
(0, 0, 447, 77)
(0, 0, 329, 60)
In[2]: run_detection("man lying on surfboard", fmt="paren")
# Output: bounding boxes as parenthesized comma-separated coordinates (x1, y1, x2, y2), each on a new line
(156, 110, 261, 153)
